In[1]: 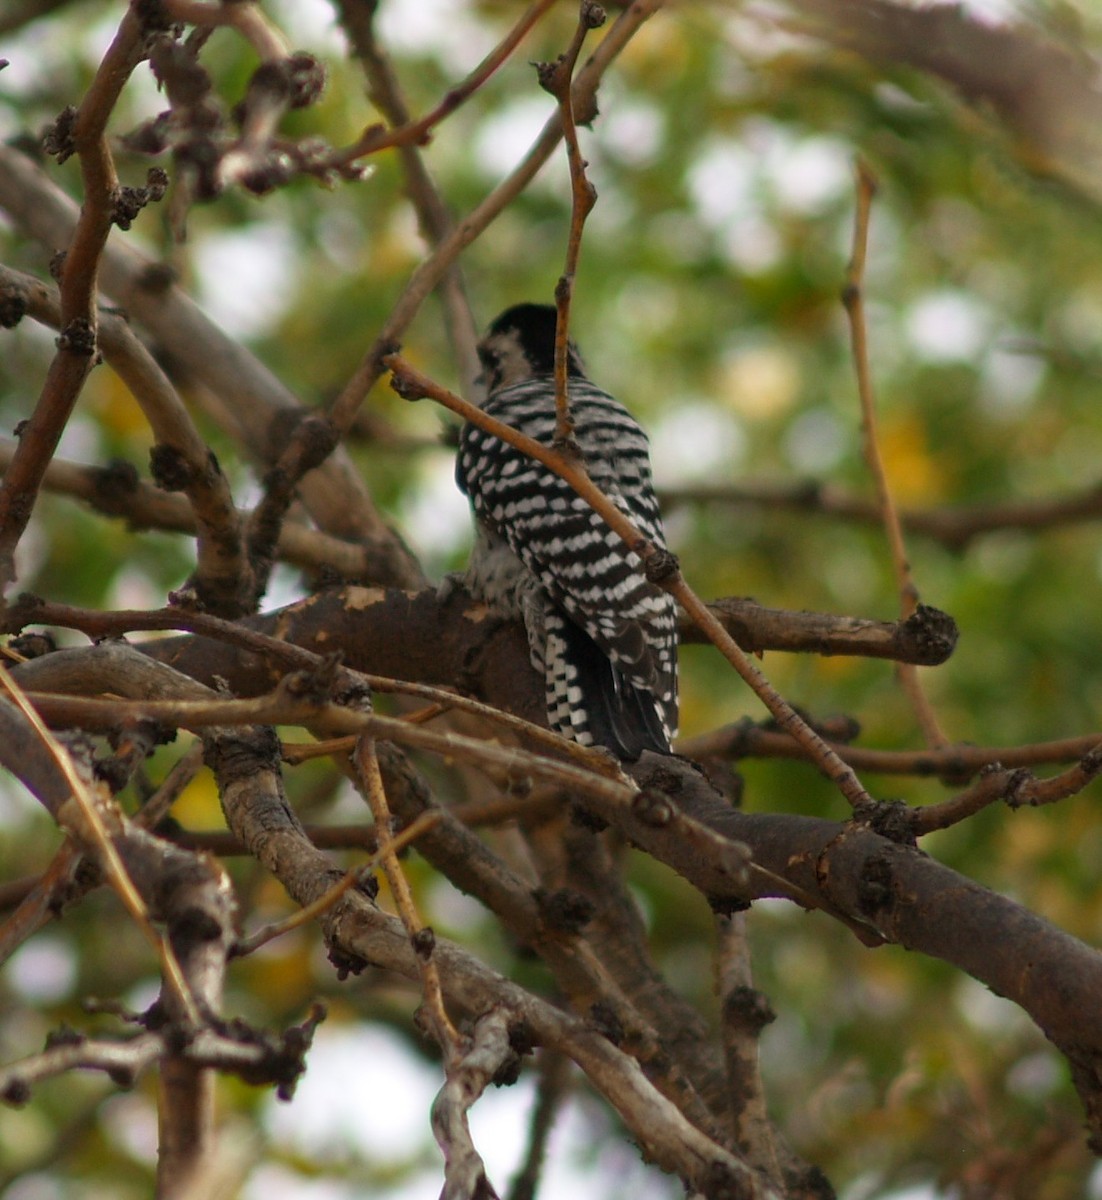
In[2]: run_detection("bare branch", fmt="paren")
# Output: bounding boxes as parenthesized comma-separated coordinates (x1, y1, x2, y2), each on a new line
(715, 913, 784, 1188)
(337, 0, 484, 390)
(0, 436, 381, 581)
(693, 596, 958, 665)
(431, 1009, 511, 1200)
(0, 10, 148, 593)
(536, 0, 605, 443)
(0, 1006, 322, 1105)
(842, 159, 947, 748)
(0, 264, 252, 614)
(661, 475, 1102, 550)
(354, 736, 461, 1052)
(334, 0, 558, 168)
(680, 719, 1102, 785)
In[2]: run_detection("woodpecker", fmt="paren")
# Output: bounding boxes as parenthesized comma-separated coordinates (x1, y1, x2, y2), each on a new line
(455, 303, 678, 759)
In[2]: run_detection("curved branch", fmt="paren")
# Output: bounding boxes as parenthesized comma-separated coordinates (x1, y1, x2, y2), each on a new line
(624, 754, 1102, 1145)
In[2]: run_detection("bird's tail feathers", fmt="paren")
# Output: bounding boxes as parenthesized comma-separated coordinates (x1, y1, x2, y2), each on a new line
(545, 610, 671, 761)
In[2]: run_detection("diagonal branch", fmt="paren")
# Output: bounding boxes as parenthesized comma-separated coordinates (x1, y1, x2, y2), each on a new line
(0, 145, 424, 587)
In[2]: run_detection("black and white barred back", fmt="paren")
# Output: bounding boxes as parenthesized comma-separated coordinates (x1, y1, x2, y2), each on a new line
(455, 303, 678, 760)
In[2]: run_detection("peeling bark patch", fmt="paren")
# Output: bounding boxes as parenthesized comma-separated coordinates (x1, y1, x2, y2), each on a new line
(343, 586, 386, 611)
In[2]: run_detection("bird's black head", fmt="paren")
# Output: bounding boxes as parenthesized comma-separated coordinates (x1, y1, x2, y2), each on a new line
(478, 303, 587, 392)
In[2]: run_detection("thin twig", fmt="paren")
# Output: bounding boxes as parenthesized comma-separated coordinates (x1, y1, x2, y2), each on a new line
(354, 736, 461, 1054)
(234, 807, 443, 957)
(0, 659, 200, 1024)
(0, 1009, 321, 1101)
(537, 1, 605, 443)
(19, 686, 640, 837)
(340, 0, 484, 390)
(135, 741, 207, 830)
(911, 742, 1102, 834)
(164, 792, 559, 870)
(334, 0, 558, 169)
(842, 158, 947, 748)
(679, 719, 1102, 789)
(281, 712, 619, 777)
(0, 842, 81, 964)
(659, 475, 1102, 550)
(325, 0, 665, 437)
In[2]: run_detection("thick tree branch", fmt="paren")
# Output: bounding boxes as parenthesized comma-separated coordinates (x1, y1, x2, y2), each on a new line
(625, 755, 1102, 1148)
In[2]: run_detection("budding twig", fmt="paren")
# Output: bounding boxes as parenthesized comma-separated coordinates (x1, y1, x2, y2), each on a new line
(537, 0, 606, 445)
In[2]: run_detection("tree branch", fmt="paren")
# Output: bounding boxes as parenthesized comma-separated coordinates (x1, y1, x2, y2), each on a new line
(0, 145, 423, 586)
(0, 10, 148, 593)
